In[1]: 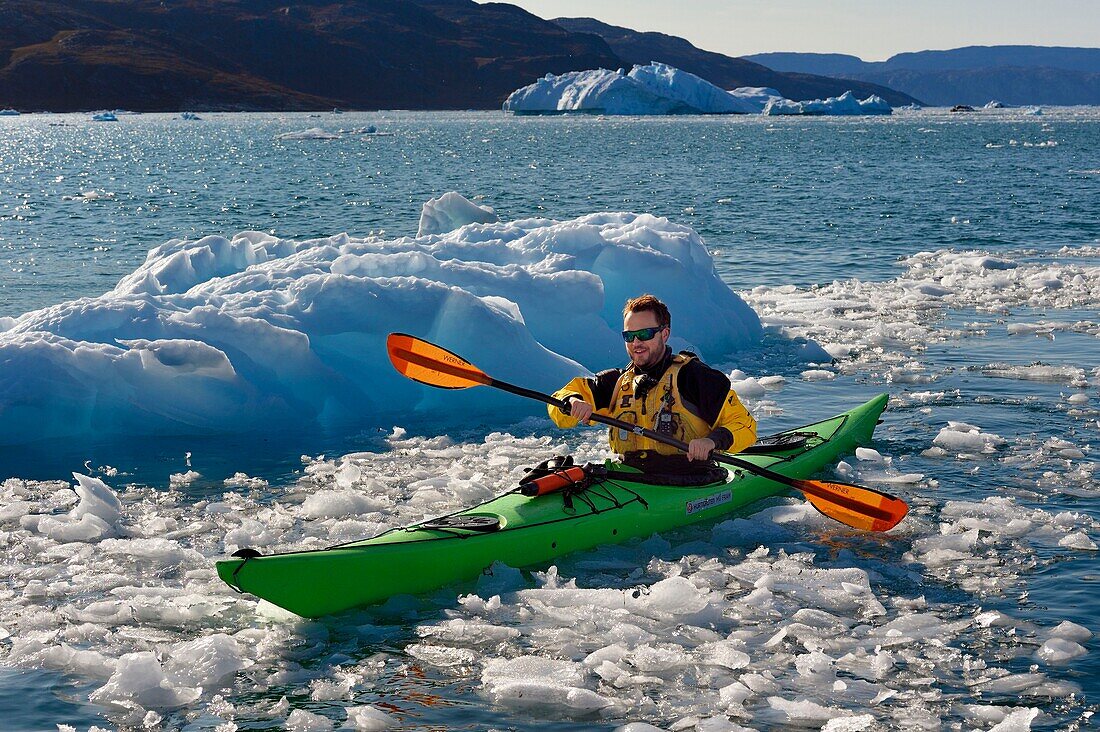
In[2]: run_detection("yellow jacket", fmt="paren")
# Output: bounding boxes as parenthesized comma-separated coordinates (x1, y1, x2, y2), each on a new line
(549, 350, 755, 457)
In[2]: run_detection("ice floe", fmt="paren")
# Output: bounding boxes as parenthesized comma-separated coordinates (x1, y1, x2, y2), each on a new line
(0, 413, 1095, 729)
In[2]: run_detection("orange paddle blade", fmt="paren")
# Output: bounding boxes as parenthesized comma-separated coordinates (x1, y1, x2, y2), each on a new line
(792, 478, 909, 532)
(387, 333, 493, 389)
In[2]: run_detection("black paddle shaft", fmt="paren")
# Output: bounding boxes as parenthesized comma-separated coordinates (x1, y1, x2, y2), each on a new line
(490, 377, 802, 489)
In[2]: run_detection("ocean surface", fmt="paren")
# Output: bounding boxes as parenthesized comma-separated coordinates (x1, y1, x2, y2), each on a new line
(0, 109, 1097, 730)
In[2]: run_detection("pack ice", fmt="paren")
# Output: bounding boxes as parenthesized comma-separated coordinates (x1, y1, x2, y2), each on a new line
(0, 193, 761, 445)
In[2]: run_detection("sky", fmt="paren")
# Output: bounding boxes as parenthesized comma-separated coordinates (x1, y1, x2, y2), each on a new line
(491, 0, 1100, 61)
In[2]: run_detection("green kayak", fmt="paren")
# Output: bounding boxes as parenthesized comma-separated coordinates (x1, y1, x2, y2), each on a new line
(217, 393, 888, 617)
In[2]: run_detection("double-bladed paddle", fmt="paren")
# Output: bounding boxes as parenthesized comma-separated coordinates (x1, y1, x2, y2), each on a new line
(386, 333, 908, 532)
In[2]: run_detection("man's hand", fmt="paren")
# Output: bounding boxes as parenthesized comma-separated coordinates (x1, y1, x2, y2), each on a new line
(687, 437, 716, 461)
(568, 399, 594, 425)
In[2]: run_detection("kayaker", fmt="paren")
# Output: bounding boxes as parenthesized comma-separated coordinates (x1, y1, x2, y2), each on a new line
(549, 294, 756, 473)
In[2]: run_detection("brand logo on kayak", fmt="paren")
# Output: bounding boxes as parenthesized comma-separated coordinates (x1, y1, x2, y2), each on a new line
(686, 490, 732, 515)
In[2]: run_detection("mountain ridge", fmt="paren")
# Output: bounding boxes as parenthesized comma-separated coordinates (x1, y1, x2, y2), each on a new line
(0, 1, 919, 112)
(554, 17, 920, 107)
(744, 46, 1100, 105)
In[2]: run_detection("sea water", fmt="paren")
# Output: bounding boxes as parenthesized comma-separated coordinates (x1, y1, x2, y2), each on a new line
(0, 109, 1097, 730)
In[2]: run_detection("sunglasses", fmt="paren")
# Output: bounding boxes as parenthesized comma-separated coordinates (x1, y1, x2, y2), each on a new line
(622, 326, 666, 343)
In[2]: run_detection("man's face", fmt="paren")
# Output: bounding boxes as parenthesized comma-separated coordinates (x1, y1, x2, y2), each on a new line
(623, 310, 669, 369)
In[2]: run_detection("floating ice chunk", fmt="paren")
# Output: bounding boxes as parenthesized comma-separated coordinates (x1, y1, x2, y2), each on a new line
(855, 448, 885, 462)
(613, 724, 667, 732)
(485, 681, 612, 712)
(767, 696, 844, 723)
(301, 490, 385, 519)
(1046, 621, 1092, 642)
(286, 708, 335, 730)
(28, 473, 123, 542)
(169, 470, 201, 486)
(822, 715, 875, 732)
(163, 634, 253, 689)
(932, 423, 1006, 454)
(346, 705, 396, 731)
(417, 191, 497, 237)
(345, 704, 398, 726)
(728, 371, 765, 399)
(627, 644, 692, 673)
(988, 708, 1040, 731)
(89, 651, 201, 709)
(718, 680, 752, 707)
(977, 672, 1046, 693)
(644, 576, 711, 615)
(71, 473, 122, 525)
(800, 369, 836, 381)
(406, 643, 479, 668)
(1058, 531, 1097, 550)
(276, 127, 340, 141)
(701, 641, 750, 670)
(483, 655, 585, 687)
(8, 640, 116, 679)
(1036, 638, 1087, 664)
(695, 718, 753, 732)
(224, 519, 281, 550)
(982, 363, 1086, 383)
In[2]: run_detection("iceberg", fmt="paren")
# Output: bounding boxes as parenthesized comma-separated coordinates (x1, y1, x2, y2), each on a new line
(0, 109, 19, 116)
(0, 194, 761, 446)
(728, 86, 786, 112)
(763, 91, 892, 116)
(505, 63, 890, 117)
(504, 62, 757, 115)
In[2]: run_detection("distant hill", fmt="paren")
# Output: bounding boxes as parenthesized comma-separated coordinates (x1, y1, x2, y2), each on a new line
(554, 17, 920, 107)
(745, 46, 1100, 105)
(0, 0, 623, 111)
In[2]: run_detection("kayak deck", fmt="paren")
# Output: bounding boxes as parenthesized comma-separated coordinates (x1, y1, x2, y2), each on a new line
(217, 393, 888, 617)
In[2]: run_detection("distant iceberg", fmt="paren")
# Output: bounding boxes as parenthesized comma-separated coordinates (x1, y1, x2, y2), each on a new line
(0, 193, 761, 445)
(505, 63, 891, 116)
(275, 127, 340, 140)
(763, 91, 892, 116)
(727, 87, 786, 111)
(0, 109, 19, 116)
(504, 62, 758, 115)
(91, 112, 118, 122)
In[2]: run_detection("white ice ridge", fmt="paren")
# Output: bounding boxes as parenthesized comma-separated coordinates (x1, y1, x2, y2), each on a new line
(0, 193, 761, 445)
(763, 91, 892, 116)
(504, 63, 881, 116)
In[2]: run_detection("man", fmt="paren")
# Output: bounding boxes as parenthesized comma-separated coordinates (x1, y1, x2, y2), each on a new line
(549, 294, 756, 473)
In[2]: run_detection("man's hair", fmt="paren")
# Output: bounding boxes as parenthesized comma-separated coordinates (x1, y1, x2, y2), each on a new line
(623, 294, 670, 327)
